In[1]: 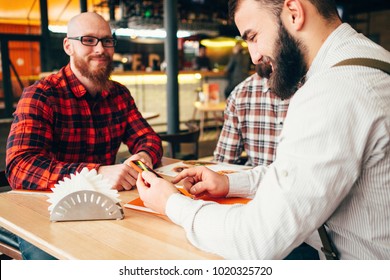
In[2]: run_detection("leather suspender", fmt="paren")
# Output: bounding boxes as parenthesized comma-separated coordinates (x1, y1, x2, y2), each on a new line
(318, 57, 390, 260)
(333, 57, 390, 75)
(318, 225, 339, 260)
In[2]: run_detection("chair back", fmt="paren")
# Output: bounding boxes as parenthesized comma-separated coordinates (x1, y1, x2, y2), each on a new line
(0, 170, 12, 193)
(159, 123, 200, 160)
(0, 170, 22, 260)
(0, 170, 9, 187)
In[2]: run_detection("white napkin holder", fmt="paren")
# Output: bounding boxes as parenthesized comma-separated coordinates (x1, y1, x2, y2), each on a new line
(47, 168, 124, 222)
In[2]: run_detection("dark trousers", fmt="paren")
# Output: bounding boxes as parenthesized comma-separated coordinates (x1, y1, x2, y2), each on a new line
(284, 243, 319, 260)
(17, 237, 57, 260)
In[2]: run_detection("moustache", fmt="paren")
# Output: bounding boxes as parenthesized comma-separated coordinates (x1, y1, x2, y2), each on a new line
(88, 54, 111, 61)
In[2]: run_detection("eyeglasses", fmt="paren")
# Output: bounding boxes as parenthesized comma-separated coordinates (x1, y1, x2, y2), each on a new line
(67, 36, 117, 48)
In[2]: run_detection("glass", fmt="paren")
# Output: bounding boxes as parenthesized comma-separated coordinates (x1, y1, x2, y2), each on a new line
(67, 36, 117, 47)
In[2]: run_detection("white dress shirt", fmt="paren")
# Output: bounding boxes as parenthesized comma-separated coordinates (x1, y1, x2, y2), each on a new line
(166, 23, 390, 259)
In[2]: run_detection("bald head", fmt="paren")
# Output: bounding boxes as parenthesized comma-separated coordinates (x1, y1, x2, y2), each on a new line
(67, 12, 111, 37)
(64, 12, 115, 94)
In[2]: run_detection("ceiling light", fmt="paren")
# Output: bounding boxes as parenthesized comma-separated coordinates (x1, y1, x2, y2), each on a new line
(49, 25, 193, 39)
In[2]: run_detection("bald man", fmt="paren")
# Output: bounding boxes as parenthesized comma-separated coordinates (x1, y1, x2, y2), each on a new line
(6, 12, 162, 259)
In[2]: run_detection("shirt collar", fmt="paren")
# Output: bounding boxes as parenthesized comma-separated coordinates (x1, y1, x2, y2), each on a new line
(260, 77, 271, 92)
(306, 23, 356, 80)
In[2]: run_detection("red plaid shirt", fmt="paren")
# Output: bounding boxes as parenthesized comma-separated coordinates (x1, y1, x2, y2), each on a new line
(6, 64, 162, 190)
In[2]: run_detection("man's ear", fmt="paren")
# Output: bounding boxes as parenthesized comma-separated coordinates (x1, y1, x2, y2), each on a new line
(282, 0, 305, 31)
(63, 38, 73, 56)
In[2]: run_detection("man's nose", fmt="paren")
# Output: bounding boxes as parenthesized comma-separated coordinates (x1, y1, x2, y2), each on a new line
(93, 40, 106, 52)
(250, 50, 263, 65)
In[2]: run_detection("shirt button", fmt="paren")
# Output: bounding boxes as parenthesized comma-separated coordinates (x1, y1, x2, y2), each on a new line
(281, 170, 288, 177)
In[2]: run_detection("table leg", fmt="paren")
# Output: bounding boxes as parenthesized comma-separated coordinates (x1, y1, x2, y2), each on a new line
(213, 112, 223, 139)
(199, 111, 205, 139)
(192, 107, 198, 121)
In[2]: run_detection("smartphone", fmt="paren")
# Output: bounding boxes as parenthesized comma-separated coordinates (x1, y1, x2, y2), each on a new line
(129, 160, 191, 197)
(128, 160, 162, 178)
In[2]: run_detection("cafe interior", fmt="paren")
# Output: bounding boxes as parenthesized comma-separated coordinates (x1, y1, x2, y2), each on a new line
(0, 0, 389, 260)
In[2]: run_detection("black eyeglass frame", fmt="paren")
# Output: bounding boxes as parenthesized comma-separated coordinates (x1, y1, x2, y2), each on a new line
(67, 36, 117, 48)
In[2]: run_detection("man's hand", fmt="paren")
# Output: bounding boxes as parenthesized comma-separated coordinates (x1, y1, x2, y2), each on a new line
(136, 171, 180, 215)
(171, 166, 229, 198)
(124, 151, 153, 169)
(98, 164, 138, 191)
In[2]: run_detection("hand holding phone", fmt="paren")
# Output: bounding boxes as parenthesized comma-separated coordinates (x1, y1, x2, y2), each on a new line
(130, 160, 192, 197)
(128, 160, 162, 178)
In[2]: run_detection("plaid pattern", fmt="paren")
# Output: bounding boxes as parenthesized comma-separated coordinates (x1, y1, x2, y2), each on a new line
(6, 64, 162, 190)
(214, 73, 290, 166)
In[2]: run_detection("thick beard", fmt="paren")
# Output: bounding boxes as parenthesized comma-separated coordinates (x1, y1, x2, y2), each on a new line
(266, 21, 307, 100)
(74, 54, 113, 91)
(255, 60, 273, 78)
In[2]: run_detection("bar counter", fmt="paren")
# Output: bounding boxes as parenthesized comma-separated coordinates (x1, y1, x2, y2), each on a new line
(111, 70, 228, 130)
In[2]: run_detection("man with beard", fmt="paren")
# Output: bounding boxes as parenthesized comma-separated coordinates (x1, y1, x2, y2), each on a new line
(135, 0, 390, 259)
(5, 12, 162, 259)
(215, 63, 320, 259)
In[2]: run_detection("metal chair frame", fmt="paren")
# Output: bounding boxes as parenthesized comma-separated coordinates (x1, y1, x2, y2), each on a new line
(159, 123, 200, 160)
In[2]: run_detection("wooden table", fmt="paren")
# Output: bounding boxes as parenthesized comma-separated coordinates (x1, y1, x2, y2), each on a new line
(0, 158, 221, 260)
(192, 101, 226, 139)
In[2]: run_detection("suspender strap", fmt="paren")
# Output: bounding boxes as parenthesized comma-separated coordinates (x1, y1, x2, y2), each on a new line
(333, 58, 390, 75)
(318, 225, 339, 260)
(318, 57, 389, 260)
